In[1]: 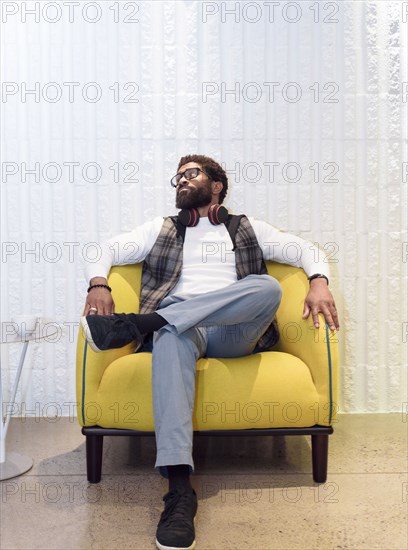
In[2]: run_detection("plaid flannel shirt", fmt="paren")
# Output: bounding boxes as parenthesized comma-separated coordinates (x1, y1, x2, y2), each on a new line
(139, 215, 279, 349)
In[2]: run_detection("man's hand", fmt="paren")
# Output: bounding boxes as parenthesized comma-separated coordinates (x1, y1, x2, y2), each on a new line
(302, 278, 339, 331)
(83, 277, 115, 316)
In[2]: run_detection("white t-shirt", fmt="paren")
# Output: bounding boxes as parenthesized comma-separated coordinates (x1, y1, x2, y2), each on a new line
(170, 217, 237, 298)
(85, 216, 330, 299)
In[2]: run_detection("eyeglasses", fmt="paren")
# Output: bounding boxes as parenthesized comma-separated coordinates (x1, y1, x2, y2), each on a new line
(170, 167, 212, 188)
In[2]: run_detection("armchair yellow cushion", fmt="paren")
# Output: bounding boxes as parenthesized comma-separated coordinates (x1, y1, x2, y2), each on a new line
(76, 263, 338, 430)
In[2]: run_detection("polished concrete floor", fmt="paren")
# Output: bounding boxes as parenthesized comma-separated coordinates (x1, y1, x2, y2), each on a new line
(0, 414, 406, 549)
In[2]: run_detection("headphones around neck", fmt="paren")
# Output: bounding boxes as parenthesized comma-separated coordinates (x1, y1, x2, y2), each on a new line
(178, 204, 229, 227)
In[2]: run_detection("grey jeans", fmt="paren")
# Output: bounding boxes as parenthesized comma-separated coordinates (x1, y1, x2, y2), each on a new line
(151, 274, 282, 476)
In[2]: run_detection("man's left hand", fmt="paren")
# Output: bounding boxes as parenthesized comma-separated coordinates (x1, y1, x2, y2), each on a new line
(302, 278, 339, 331)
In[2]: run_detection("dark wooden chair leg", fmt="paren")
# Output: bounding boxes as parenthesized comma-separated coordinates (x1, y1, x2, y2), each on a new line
(86, 434, 104, 483)
(311, 434, 329, 483)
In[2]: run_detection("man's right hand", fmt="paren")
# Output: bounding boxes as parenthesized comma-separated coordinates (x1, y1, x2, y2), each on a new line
(83, 277, 115, 316)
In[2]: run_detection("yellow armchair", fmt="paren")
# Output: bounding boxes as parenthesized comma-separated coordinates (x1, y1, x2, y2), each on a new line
(76, 262, 338, 483)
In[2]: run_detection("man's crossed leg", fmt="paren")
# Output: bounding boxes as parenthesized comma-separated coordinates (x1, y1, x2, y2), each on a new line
(81, 274, 282, 550)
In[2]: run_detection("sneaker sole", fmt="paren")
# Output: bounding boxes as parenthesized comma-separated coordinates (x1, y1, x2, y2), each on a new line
(155, 538, 195, 550)
(155, 518, 196, 550)
(80, 316, 103, 353)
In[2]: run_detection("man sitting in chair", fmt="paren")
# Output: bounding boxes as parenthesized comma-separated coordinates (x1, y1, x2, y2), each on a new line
(81, 154, 339, 550)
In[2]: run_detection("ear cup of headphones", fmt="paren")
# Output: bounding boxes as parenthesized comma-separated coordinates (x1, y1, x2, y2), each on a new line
(208, 204, 229, 225)
(178, 205, 229, 227)
(178, 208, 200, 227)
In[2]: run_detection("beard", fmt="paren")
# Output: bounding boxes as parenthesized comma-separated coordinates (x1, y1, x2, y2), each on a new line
(175, 182, 213, 210)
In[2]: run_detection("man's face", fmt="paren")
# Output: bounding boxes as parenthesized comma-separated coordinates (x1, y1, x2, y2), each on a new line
(174, 162, 213, 210)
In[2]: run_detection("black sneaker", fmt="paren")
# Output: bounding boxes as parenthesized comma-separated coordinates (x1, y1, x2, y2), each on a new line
(80, 314, 143, 352)
(156, 488, 197, 550)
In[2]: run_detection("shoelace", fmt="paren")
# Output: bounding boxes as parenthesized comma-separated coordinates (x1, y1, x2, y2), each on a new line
(111, 314, 143, 340)
(160, 490, 195, 526)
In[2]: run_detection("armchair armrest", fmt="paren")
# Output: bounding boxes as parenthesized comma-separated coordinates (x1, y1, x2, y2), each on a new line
(266, 262, 338, 419)
(76, 265, 143, 425)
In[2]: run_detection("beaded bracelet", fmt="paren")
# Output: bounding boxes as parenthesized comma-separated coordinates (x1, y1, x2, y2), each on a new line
(87, 284, 112, 293)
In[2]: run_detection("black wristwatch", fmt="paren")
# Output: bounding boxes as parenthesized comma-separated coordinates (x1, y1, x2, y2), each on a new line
(308, 274, 329, 285)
